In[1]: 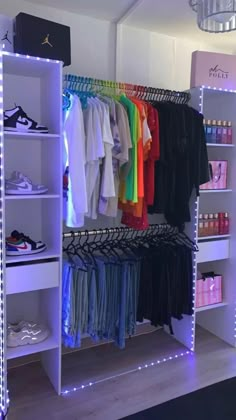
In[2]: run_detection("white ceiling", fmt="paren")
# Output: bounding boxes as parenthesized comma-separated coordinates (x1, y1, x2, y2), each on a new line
(25, 0, 136, 22)
(25, 0, 236, 49)
(124, 0, 236, 50)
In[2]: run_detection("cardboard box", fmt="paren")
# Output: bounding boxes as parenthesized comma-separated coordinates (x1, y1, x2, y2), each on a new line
(191, 50, 236, 90)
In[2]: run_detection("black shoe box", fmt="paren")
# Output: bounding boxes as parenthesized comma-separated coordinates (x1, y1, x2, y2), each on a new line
(14, 12, 71, 67)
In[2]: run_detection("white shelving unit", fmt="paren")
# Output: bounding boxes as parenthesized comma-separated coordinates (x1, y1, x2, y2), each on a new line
(190, 86, 236, 347)
(2, 52, 63, 394)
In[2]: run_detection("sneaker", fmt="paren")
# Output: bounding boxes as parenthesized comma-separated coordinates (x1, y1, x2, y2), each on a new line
(5, 171, 48, 195)
(6, 230, 47, 256)
(4, 106, 48, 133)
(7, 321, 50, 347)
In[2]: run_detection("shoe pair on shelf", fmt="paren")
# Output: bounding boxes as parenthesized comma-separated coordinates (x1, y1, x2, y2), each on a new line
(4, 106, 48, 133)
(6, 230, 46, 256)
(7, 321, 50, 347)
(5, 171, 48, 195)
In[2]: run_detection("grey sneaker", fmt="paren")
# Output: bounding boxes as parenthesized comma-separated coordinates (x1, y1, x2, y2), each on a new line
(5, 171, 48, 195)
(7, 321, 50, 347)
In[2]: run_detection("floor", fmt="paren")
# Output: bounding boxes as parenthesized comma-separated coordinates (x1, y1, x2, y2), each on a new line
(7, 327, 236, 420)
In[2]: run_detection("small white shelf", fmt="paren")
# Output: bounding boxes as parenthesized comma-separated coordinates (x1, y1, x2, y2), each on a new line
(198, 235, 230, 241)
(196, 302, 228, 313)
(6, 249, 60, 264)
(4, 132, 60, 140)
(7, 336, 58, 360)
(206, 143, 235, 148)
(5, 194, 60, 200)
(200, 189, 232, 193)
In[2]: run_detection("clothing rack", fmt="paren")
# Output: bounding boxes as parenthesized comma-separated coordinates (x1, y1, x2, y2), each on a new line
(63, 224, 178, 239)
(63, 74, 191, 105)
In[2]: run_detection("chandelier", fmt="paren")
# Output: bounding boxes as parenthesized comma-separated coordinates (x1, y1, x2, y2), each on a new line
(189, 0, 236, 32)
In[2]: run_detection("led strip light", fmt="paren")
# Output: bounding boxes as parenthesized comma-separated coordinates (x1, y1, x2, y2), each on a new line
(0, 51, 61, 417)
(62, 350, 193, 396)
(0, 49, 7, 419)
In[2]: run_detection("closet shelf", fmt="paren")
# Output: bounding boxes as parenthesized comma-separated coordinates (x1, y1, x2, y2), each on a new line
(198, 235, 230, 241)
(200, 189, 232, 193)
(196, 302, 228, 313)
(4, 132, 60, 140)
(7, 336, 58, 360)
(206, 143, 235, 148)
(5, 194, 60, 200)
(6, 249, 60, 264)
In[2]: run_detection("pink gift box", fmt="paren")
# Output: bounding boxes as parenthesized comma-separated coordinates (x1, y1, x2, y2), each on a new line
(200, 160, 228, 190)
(196, 275, 222, 308)
(191, 51, 236, 90)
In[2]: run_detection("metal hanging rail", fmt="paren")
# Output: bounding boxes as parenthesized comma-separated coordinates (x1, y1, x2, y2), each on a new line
(63, 224, 176, 239)
(63, 74, 191, 105)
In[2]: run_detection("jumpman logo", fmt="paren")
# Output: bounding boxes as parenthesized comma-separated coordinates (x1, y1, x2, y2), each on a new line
(41, 34, 53, 47)
(1, 31, 11, 44)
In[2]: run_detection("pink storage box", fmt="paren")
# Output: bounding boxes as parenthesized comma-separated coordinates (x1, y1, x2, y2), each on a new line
(200, 160, 227, 190)
(191, 51, 236, 90)
(196, 275, 222, 308)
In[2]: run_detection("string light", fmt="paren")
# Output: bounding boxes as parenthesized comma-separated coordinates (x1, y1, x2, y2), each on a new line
(0, 47, 7, 418)
(61, 351, 193, 396)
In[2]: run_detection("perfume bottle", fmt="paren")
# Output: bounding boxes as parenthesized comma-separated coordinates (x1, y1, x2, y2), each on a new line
(209, 214, 214, 236)
(203, 214, 209, 236)
(227, 121, 232, 144)
(214, 213, 219, 235)
(222, 121, 228, 144)
(216, 121, 222, 144)
(211, 120, 217, 143)
(224, 212, 230, 234)
(219, 212, 225, 235)
(206, 120, 212, 143)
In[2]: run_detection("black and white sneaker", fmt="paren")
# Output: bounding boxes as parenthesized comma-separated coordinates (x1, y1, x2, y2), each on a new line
(4, 106, 48, 133)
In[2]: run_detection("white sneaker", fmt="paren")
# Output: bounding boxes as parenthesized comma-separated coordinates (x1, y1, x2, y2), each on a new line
(5, 171, 48, 195)
(7, 321, 50, 347)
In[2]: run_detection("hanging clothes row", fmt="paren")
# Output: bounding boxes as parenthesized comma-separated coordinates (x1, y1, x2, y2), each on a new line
(62, 225, 197, 350)
(63, 75, 209, 230)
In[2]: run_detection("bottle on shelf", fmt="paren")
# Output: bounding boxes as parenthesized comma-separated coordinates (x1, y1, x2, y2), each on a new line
(198, 213, 203, 237)
(214, 213, 219, 236)
(224, 212, 230, 235)
(206, 119, 212, 143)
(219, 212, 225, 235)
(222, 121, 228, 144)
(216, 121, 222, 144)
(227, 121, 232, 144)
(209, 214, 215, 236)
(203, 213, 209, 237)
(211, 120, 217, 144)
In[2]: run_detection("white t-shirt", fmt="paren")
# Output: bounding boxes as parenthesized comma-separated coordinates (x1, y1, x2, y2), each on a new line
(96, 100, 115, 215)
(64, 95, 87, 227)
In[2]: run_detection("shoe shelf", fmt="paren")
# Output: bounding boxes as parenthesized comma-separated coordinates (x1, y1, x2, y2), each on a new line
(4, 132, 61, 140)
(6, 249, 61, 264)
(2, 52, 63, 395)
(7, 336, 58, 360)
(5, 194, 60, 200)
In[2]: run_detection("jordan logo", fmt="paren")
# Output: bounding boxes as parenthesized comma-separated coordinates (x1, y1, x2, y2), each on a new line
(1, 31, 11, 44)
(41, 34, 53, 47)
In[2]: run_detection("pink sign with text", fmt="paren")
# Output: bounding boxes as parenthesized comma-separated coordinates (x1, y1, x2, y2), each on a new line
(191, 51, 236, 90)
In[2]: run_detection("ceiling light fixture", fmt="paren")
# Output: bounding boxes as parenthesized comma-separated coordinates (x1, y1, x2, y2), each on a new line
(189, 0, 236, 32)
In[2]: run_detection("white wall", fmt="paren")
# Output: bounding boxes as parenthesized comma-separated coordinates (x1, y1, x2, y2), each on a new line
(0, 0, 116, 79)
(117, 25, 234, 91)
(1, 1, 234, 90)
